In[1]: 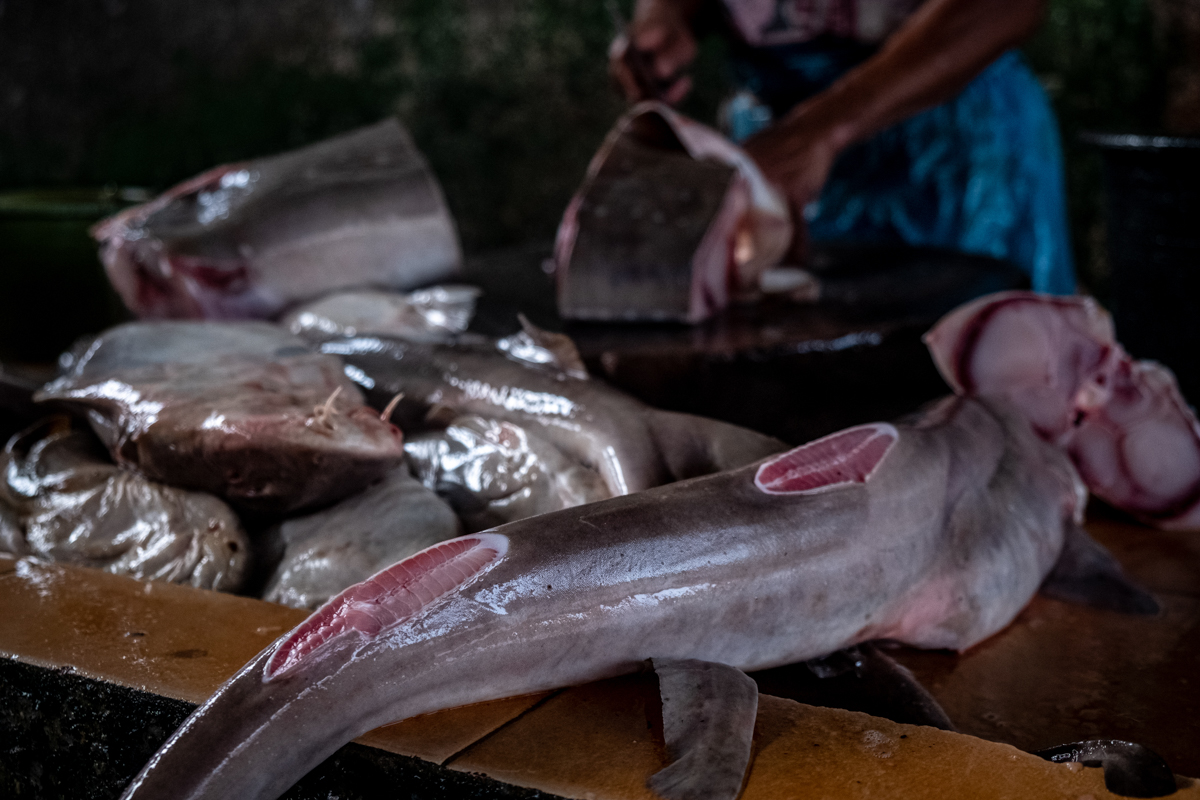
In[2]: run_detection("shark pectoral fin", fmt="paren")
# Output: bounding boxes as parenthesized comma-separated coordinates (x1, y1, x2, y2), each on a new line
(648, 658, 758, 800)
(1040, 523, 1160, 615)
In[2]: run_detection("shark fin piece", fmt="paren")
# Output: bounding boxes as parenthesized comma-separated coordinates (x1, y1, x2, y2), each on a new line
(648, 658, 758, 800)
(1039, 524, 1160, 615)
(496, 314, 589, 379)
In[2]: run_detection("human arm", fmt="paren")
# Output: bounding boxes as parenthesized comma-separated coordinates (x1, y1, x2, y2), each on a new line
(742, 0, 1048, 255)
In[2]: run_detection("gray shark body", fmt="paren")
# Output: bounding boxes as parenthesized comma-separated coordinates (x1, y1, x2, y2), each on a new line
(121, 396, 1091, 800)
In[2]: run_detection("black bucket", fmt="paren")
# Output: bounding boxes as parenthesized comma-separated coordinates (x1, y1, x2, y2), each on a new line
(1083, 133, 1200, 404)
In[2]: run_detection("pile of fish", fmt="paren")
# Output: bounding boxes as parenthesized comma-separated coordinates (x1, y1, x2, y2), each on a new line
(86, 283, 1196, 800)
(1, 296, 787, 606)
(554, 102, 792, 322)
(322, 316, 788, 498)
(10, 118, 1197, 799)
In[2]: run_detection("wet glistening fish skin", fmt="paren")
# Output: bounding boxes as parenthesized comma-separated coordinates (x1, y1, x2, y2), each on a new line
(35, 322, 405, 514)
(325, 331, 787, 497)
(119, 395, 1084, 800)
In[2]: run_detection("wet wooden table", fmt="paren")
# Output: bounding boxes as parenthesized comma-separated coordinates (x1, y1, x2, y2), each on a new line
(1, 511, 1197, 799)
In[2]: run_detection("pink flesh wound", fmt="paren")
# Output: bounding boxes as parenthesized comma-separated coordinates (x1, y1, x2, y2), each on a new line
(266, 534, 507, 679)
(755, 424, 896, 494)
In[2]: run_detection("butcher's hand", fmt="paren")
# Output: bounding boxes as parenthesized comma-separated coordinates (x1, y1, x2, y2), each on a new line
(608, 0, 699, 104)
(741, 0, 1048, 263)
(743, 116, 843, 263)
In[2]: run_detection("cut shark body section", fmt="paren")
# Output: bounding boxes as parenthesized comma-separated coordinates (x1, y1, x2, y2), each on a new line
(925, 291, 1200, 529)
(94, 119, 461, 321)
(554, 102, 791, 323)
(120, 396, 1084, 800)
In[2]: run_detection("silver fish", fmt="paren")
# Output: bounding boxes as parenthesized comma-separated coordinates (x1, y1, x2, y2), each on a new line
(36, 321, 405, 514)
(325, 320, 788, 497)
(282, 285, 481, 343)
(262, 466, 462, 610)
(405, 413, 611, 530)
(120, 395, 1141, 800)
(0, 417, 248, 592)
(94, 119, 461, 320)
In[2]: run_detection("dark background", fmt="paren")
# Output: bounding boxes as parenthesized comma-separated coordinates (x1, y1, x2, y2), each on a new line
(0, 0, 1193, 299)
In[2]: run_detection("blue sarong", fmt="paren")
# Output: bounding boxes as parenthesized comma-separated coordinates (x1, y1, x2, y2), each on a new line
(727, 42, 1076, 294)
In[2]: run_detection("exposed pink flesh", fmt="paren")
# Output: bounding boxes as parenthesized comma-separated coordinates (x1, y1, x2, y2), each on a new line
(925, 291, 1200, 528)
(687, 175, 749, 321)
(924, 292, 1117, 438)
(1070, 359, 1200, 521)
(755, 423, 897, 494)
(266, 534, 507, 679)
(554, 102, 790, 323)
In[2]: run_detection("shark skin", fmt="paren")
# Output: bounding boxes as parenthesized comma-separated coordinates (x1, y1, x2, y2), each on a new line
(119, 396, 1083, 800)
(324, 333, 788, 498)
(93, 119, 461, 321)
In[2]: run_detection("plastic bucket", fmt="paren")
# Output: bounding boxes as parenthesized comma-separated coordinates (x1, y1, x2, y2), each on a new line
(1083, 133, 1200, 404)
